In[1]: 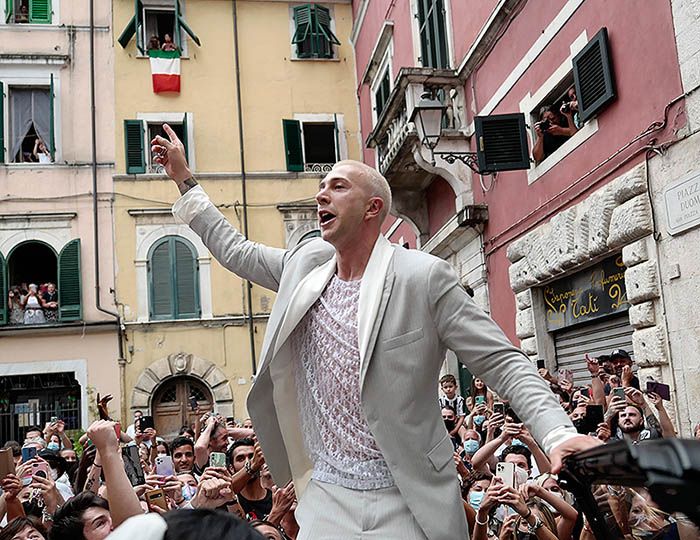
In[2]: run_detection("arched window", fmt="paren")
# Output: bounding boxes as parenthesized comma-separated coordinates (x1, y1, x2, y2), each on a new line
(147, 236, 200, 320)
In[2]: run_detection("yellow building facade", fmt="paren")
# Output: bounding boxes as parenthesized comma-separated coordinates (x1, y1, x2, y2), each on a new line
(112, 0, 359, 437)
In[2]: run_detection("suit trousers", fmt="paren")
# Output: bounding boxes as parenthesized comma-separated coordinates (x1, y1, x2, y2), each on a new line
(295, 479, 429, 540)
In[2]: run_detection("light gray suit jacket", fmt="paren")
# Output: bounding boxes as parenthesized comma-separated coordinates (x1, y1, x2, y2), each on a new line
(176, 189, 574, 540)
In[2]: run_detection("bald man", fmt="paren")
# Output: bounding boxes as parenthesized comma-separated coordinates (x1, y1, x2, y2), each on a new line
(152, 125, 598, 540)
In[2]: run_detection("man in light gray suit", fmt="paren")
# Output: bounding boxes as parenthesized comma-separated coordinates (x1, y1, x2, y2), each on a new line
(152, 125, 598, 540)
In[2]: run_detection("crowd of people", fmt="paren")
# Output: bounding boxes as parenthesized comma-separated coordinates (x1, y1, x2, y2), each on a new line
(438, 349, 699, 540)
(6, 283, 59, 326)
(0, 349, 697, 540)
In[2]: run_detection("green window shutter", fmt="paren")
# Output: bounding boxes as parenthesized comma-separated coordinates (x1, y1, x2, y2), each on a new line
(292, 5, 312, 46)
(0, 251, 7, 325)
(418, 0, 448, 68)
(282, 119, 303, 172)
(124, 119, 145, 174)
(49, 74, 55, 160)
(573, 27, 616, 123)
(58, 239, 82, 321)
(29, 0, 51, 23)
(174, 239, 199, 318)
(0, 81, 4, 163)
(181, 113, 189, 164)
(117, 16, 137, 49)
(117, 0, 144, 53)
(149, 239, 174, 319)
(5, 0, 12, 23)
(315, 6, 340, 46)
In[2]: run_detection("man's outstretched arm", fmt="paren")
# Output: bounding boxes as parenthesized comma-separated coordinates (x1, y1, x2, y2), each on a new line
(153, 124, 287, 291)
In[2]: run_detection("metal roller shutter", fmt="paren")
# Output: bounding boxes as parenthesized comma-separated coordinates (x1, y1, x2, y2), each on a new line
(554, 313, 633, 386)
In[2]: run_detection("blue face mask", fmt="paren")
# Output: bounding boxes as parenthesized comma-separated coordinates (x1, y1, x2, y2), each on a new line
(47, 442, 60, 452)
(182, 484, 197, 501)
(473, 415, 486, 426)
(511, 438, 526, 447)
(463, 439, 480, 455)
(469, 491, 485, 510)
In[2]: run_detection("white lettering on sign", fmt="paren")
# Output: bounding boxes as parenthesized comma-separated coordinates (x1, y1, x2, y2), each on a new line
(664, 170, 700, 236)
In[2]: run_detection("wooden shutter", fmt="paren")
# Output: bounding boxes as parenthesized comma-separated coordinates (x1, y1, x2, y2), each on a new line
(175, 0, 201, 47)
(5, 0, 12, 23)
(174, 239, 199, 318)
(58, 239, 82, 321)
(49, 74, 55, 160)
(29, 0, 51, 23)
(117, 0, 144, 52)
(0, 251, 6, 325)
(573, 28, 616, 123)
(0, 81, 4, 163)
(149, 239, 174, 319)
(316, 5, 340, 52)
(282, 119, 303, 172)
(181, 113, 189, 164)
(474, 113, 530, 173)
(124, 119, 145, 174)
(292, 5, 312, 45)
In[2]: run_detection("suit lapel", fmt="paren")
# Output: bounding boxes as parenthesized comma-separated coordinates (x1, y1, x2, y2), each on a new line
(357, 236, 395, 378)
(272, 256, 337, 359)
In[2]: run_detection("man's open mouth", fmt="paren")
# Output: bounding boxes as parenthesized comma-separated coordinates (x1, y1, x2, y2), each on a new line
(319, 210, 336, 226)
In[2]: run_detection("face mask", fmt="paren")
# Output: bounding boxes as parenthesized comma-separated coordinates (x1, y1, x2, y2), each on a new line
(468, 491, 485, 510)
(181, 484, 197, 501)
(47, 442, 60, 451)
(473, 415, 486, 426)
(572, 418, 587, 433)
(463, 439, 480, 455)
(444, 419, 455, 431)
(49, 468, 59, 481)
(511, 438, 526, 447)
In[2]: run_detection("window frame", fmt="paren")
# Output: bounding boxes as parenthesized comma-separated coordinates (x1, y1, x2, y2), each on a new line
(289, 3, 340, 61)
(0, 74, 60, 165)
(141, 4, 189, 58)
(519, 31, 600, 184)
(147, 235, 201, 321)
(369, 43, 393, 126)
(2, 0, 59, 25)
(127, 112, 195, 174)
(411, 0, 453, 69)
(293, 113, 347, 171)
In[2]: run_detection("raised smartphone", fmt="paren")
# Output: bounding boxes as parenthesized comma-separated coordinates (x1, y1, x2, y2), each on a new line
(145, 488, 169, 512)
(495, 462, 516, 489)
(155, 455, 175, 477)
(209, 452, 226, 468)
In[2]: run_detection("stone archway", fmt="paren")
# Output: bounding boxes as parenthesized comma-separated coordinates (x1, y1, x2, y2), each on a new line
(130, 353, 234, 419)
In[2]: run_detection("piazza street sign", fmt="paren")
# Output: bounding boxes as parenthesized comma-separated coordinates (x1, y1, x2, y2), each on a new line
(664, 169, 700, 236)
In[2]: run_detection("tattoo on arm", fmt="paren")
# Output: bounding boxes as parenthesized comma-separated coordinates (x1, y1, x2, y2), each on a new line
(178, 177, 198, 195)
(645, 411, 661, 432)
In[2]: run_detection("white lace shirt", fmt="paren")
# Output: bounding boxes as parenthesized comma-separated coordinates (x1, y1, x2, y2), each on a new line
(291, 275, 394, 490)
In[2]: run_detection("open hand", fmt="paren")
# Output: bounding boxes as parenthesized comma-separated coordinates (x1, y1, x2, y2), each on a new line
(550, 434, 602, 473)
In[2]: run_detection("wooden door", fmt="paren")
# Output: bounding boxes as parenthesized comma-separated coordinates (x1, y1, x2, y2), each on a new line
(153, 377, 212, 441)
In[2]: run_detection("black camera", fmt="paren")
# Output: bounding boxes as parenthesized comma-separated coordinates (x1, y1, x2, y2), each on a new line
(537, 119, 551, 131)
(561, 101, 571, 113)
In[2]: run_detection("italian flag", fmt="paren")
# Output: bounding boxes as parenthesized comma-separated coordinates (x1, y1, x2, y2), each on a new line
(149, 50, 181, 93)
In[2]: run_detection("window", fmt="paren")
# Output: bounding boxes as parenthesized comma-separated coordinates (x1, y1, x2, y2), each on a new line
(0, 239, 82, 326)
(123, 115, 190, 174)
(374, 67, 391, 120)
(1, 80, 55, 164)
(282, 118, 338, 172)
(5, 0, 52, 24)
(529, 73, 578, 164)
(147, 236, 200, 320)
(416, 0, 449, 69)
(118, 0, 200, 55)
(291, 4, 340, 59)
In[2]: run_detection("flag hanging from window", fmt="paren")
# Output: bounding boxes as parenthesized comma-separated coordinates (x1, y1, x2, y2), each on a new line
(148, 50, 181, 93)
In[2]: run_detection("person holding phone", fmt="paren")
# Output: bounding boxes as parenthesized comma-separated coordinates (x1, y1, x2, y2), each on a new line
(155, 127, 598, 540)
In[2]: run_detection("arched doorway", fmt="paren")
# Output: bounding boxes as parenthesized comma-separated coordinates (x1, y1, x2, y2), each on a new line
(152, 376, 212, 440)
(8, 241, 57, 288)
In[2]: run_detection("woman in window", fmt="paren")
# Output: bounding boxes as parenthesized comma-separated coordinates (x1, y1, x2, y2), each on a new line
(8, 287, 25, 325)
(22, 284, 47, 325)
(42, 282, 59, 323)
(161, 34, 178, 52)
(32, 139, 52, 164)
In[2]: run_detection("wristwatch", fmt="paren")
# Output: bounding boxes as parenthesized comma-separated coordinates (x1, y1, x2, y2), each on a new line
(527, 516, 544, 534)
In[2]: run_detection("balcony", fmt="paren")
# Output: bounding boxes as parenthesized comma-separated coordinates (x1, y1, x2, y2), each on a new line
(366, 68, 474, 243)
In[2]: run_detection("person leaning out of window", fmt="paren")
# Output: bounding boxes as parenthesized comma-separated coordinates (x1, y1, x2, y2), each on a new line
(532, 103, 579, 164)
(33, 138, 52, 164)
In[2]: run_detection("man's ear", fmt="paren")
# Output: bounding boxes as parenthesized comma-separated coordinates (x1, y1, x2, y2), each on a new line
(365, 197, 384, 220)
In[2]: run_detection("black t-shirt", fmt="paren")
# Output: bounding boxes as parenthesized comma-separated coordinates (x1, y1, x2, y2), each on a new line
(542, 131, 569, 159)
(237, 489, 273, 521)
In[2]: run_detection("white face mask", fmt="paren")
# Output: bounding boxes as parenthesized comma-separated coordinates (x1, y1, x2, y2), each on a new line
(50, 468, 58, 481)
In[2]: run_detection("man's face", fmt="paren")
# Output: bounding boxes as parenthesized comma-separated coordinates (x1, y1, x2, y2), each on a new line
(315, 164, 379, 249)
(610, 357, 631, 375)
(25, 430, 43, 441)
(231, 445, 255, 474)
(619, 407, 644, 434)
(209, 425, 229, 453)
(505, 453, 529, 473)
(173, 444, 195, 473)
(463, 430, 480, 443)
(441, 409, 456, 423)
(441, 382, 457, 398)
(81, 506, 113, 540)
(469, 479, 491, 495)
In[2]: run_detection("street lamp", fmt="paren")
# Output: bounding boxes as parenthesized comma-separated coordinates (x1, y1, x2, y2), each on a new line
(411, 90, 483, 173)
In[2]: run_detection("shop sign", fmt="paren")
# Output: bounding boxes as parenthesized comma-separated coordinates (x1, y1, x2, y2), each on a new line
(543, 255, 628, 331)
(664, 169, 700, 236)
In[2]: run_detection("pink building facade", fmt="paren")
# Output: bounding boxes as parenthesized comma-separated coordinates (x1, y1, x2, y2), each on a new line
(352, 0, 700, 435)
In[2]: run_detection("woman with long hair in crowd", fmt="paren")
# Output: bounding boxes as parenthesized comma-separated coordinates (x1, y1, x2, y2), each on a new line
(468, 377, 494, 412)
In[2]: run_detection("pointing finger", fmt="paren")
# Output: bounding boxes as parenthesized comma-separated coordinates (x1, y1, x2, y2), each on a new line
(162, 123, 181, 145)
(151, 135, 174, 150)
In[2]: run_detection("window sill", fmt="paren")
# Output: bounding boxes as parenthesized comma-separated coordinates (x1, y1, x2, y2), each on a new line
(136, 53, 190, 60)
(290, 57, 340, 62)
(527, 118, 598, 185)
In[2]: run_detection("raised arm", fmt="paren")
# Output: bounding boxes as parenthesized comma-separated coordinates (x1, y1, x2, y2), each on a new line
(152, 124, 287, 291)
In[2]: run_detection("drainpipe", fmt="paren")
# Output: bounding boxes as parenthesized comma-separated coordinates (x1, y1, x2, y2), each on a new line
(232, 0, 258, 375)
(90, 0, 127, 420)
